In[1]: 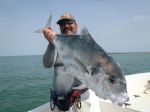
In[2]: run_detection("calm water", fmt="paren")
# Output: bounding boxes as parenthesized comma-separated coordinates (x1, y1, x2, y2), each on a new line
(0, 53, 150, 112)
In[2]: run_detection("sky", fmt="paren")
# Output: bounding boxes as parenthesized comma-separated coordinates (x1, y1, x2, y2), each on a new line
(0, 0, 150, 56)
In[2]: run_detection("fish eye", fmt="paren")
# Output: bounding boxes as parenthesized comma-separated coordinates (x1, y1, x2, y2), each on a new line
(109, 78, 117, 84)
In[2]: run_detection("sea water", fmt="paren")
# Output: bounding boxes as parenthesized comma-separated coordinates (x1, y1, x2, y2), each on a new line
(0, 53, 150, 112)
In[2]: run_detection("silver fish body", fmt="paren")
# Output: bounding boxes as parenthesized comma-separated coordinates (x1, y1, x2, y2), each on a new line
(54, 28, 129, 105)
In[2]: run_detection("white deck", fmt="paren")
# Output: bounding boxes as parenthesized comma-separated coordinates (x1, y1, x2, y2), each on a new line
(28, 72, 150, 112)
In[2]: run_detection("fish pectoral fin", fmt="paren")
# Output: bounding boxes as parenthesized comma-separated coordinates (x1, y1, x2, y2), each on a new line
(75, 58, 90, 74)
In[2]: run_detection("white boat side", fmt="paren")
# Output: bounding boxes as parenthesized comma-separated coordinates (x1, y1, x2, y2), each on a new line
(28, 72, 150, 112)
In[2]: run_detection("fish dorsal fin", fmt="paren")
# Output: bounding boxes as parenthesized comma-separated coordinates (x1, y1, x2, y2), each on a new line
(81, 27, 95, 42)
(81, 27, 90, 35)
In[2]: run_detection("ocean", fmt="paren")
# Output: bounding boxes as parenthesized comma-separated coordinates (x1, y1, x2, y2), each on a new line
(0, 53, 150, 112)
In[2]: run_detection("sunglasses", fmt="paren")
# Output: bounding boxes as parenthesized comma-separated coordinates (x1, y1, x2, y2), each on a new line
(59, 21, 75, 27)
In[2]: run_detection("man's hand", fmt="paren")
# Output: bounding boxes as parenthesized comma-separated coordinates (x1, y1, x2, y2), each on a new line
(42, 27, 56, 43)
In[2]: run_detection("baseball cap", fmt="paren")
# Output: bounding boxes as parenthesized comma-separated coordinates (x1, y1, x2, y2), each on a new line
(57, 13, 76, 25)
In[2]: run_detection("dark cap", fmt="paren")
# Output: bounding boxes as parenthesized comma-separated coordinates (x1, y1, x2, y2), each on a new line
(57, 13, 76, 25)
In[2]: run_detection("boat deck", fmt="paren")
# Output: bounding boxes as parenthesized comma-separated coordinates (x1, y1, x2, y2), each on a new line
(28, 72, 150, 112)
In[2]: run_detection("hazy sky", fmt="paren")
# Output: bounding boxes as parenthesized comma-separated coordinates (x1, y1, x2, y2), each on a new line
(0, 0, 150, 56)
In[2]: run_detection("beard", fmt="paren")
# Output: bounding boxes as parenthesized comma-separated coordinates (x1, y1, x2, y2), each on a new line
(61, 28, 77, 34)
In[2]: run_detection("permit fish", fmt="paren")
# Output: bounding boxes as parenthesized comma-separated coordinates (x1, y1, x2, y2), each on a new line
(54, 31, 129, 106)
(35, 14, 129, 105)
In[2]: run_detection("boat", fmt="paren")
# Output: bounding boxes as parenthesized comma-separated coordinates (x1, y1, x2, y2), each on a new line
(28, 72, 150, 112)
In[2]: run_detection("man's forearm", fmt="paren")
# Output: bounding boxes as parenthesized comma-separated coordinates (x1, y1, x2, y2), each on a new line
(43, 43, 57, 68)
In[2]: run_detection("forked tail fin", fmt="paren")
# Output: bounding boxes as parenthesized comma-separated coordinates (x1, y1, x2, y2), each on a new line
(35, 14, 52, 33)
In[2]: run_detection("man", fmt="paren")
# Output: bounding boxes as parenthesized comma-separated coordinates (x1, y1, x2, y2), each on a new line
(42, 13, 90, 112)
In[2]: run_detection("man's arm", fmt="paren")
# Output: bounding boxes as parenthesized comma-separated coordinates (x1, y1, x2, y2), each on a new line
(42, 28, 57, 68)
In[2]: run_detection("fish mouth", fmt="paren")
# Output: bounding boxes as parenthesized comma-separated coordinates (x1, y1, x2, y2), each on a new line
(116, 97, 129, 106)
(110, 93, 129, 106)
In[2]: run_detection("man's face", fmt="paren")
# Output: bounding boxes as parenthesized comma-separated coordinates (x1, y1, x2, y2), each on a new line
(59, 20, 78, 34)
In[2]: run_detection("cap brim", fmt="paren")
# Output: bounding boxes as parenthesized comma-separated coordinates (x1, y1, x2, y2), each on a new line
(57, 19, 75, 25)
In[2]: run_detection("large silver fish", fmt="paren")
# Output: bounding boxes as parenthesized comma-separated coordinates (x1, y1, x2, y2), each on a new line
(54, 29, 129, 105)
(35, 15, 129, 105)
